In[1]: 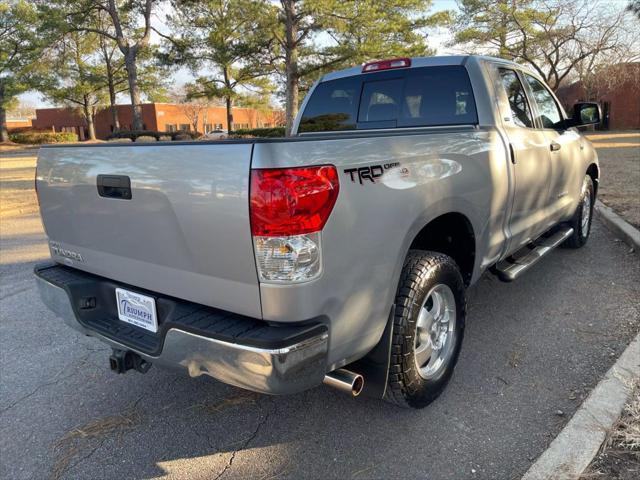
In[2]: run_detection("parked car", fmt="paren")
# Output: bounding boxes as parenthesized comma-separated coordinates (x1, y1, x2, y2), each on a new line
(35, 55, 600, 408)
(203, 129, 228, 140)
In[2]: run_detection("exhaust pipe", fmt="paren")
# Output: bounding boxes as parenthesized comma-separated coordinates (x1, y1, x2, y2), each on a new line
(323, 368, 364, 397)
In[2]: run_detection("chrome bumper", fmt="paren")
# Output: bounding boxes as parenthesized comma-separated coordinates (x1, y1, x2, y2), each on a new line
(36, 275, 329, 395)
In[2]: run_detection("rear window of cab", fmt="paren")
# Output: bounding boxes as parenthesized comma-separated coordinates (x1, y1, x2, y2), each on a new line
(299, 65, 478, 133)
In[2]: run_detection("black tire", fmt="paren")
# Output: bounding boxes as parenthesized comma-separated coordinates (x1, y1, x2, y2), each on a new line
(384, 250, 466, 409)
(564, 175, 594, 249)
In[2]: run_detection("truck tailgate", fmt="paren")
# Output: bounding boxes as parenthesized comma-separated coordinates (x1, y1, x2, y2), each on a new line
(36, 143, 261, 318)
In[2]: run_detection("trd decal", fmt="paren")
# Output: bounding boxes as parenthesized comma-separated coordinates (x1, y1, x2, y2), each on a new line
(344, 162, 400, 184)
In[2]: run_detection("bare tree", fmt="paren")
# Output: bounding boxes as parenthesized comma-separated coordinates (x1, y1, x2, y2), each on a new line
(6, 102, 36, 120)
(574, 61, 640, 103)
(179, 102, 207, 133)
(172, 87, 215, 133)
(452, 0, 639, 91)
(523, 0, 638, 90)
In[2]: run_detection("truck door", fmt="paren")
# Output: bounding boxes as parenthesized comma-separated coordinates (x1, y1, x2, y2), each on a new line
(522, 73, 584, 224)
(494, 67, 554, 253)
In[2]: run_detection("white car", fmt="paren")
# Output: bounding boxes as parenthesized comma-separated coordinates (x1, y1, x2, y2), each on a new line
(204, 129, 228, 140)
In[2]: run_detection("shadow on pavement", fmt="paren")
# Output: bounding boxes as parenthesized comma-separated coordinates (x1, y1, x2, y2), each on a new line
(0, 221, 638, 480)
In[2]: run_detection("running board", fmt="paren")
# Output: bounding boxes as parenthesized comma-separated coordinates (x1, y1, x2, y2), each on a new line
(495, 227, 574, 282)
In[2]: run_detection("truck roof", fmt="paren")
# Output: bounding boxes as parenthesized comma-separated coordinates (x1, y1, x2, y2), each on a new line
(320, 55, 525, 82)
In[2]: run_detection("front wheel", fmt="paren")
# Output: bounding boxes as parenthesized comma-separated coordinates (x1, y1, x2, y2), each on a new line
(564, 175, 594, 249)
(385, 251, 466, 409)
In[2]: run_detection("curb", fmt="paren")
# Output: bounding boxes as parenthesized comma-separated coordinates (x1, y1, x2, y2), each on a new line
(0, 145, 39, 153)
(594, 200, 640, 252)
(522, 334, 640, 480)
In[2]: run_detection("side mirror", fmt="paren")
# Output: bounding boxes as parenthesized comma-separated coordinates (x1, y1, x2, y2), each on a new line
(571, 102, 601, 127)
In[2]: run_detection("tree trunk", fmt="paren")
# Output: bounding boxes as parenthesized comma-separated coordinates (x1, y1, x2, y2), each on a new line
(498, 8, 509, 59)
(226, 96, 233, 132)
(284, 0, 299, 137)
(0, 85, 8, 143)
(106, 64, 120, 132)
(109, 101, 120, 132)
(222, 67, 233, 132)
(101, 41, 121, 133)
(124, 49, 143, 131)
(83, 100, 96, 140)
(0, 105, 8, 143)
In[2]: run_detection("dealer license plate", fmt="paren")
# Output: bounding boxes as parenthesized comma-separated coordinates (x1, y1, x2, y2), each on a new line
(115, 288, 158, 333)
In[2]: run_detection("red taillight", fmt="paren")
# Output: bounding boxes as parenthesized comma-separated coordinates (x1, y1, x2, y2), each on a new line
(250, 165, 339, 237)
(362, 57, 411, 73)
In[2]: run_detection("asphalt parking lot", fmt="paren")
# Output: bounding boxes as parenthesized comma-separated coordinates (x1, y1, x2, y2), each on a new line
(1, 151, 639, 480)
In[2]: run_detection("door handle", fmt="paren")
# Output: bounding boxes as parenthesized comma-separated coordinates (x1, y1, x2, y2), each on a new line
(550, 142, 561, 152)
(97, 174, 132, 199)
(509, 143, 516, 164)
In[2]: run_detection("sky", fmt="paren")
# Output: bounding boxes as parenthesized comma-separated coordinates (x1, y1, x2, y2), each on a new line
(18, 0, 459, 110)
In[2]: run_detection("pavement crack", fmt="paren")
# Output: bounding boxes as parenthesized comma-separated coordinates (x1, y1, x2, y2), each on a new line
(0, 284, 33, 300)
(0, 369, 79, 416)
(214, 397, 273, 480)
(61, 438, 106, 479)
(189, 422, 217, 453)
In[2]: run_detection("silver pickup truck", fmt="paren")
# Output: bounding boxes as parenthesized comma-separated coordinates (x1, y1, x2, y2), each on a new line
(35, 55, 600, 408)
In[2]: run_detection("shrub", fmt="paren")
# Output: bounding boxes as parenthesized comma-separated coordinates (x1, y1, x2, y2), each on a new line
(107, 130, 160, 141)
(173, 133, 193, 141)
(107, 130, 202, 142)
(231, 127, 285, 138)
(10, 131, 78, 144)
(175, 130, 202, 140)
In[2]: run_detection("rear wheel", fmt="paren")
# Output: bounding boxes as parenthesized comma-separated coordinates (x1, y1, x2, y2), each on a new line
(385, 251, 466, 409)
(564, 175, 594, 249)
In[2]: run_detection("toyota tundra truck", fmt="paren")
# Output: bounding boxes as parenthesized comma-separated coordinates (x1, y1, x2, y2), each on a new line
(34, 56, 601, 408)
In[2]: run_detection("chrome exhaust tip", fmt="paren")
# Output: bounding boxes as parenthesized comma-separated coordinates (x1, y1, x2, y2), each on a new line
(323, 368, 364, 397)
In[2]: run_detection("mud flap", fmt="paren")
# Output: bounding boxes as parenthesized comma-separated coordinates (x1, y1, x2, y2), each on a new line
(348, 305, 394, 398)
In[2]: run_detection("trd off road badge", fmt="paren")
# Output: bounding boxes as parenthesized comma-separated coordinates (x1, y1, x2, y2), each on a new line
(343, 162, 408, 184)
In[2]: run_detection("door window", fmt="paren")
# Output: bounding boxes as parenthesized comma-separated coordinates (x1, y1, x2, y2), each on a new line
(498, 69, 533, 128)
(523, 74, 563, 128)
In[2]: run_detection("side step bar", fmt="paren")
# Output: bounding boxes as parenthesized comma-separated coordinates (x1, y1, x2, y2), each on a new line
(495, 227, 574, 282)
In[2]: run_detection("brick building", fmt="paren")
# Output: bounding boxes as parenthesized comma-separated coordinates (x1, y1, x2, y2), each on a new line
(6, 118, 33, 133)
(31, 103, 284, 140)
(556, 63, 640, 130)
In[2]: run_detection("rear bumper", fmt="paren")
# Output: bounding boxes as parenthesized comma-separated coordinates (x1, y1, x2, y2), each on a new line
(35, 263, 329, 395)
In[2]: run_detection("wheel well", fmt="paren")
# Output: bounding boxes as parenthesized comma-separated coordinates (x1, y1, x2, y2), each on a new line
(409, 213, 476, 284)
(587, 163, 599, 197)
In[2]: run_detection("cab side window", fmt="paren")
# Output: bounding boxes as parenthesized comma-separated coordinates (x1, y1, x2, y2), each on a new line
(524, 74, 563, 128)
(498, 68, 533, 128)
